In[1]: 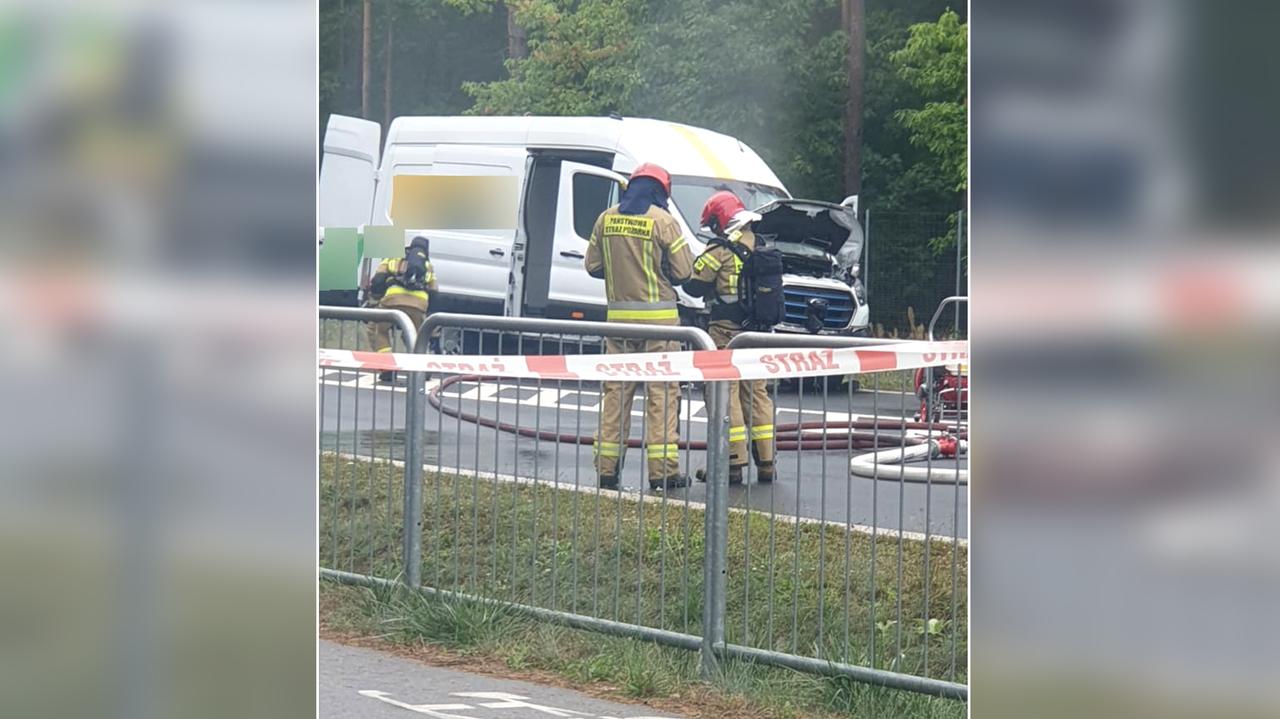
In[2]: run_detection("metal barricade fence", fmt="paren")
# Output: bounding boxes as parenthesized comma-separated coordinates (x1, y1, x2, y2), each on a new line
(722, 331, 968, 693)
(412, 313, 731, 680)
(319, 306, 425, 585)
(317, 307, 968, 700)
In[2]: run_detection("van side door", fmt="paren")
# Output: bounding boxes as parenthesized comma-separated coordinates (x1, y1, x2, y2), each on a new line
(319, 114, 380, 229)
(371, 145, 527, 316)
(318, 114, 381, 299)
(546, 162, 625, 316)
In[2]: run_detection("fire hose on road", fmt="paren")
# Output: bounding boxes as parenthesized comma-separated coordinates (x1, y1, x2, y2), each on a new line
(427, 374, 967, 482)
(849, 437, 969, 485)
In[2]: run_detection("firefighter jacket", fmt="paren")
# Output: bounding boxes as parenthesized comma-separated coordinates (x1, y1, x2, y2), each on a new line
(687, 227, 757, 324)
(584, 204, 695, 323)
(368, 255, 437, 304)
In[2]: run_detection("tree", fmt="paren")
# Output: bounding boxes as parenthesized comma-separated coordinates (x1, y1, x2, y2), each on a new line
(318, 0, 967, 332)
(465, 0, 644, 115)
(361, 0, 372, 118)
(843, 0, 865, 197)
(505, 1, 528, 59)
(891, 9, 967, 191)
(859, 1, 960, 214)
(628, 0, 846, 200)
(384, 10, 394, 126)
(320, 0, 507, 131)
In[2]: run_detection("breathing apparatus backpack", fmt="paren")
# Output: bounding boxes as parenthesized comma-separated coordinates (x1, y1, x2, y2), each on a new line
(397, 246, 430, 292)
(711, 234, 785, 331)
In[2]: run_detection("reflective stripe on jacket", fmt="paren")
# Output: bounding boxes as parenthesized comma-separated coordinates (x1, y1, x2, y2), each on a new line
(584, 204, 694, 323)
(369, 256, 437, 303)
(689, 227, 755, 311)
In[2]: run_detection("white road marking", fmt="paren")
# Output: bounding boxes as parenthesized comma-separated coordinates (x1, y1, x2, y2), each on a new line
(358, 690, 482, 719)
(453, 691, 591, 717)
(357, 688, 678, 719)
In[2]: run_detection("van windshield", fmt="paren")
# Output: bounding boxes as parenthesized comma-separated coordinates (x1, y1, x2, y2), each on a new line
(667, 175, 788, 232)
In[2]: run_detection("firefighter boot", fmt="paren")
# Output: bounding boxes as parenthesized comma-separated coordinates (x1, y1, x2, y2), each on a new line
(757, 462, 776, 483)
(729, 464, 747, 485)
(649, 474, 690, 492)
(377, 371, 396, 383)
(599, 473, 619, 490)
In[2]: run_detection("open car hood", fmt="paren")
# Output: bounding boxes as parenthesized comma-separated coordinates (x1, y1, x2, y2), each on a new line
(751, 199, 863, 258)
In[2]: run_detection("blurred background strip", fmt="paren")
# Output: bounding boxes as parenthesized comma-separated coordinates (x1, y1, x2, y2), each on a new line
(972, 1, 1280, 717)
(0, 2, 317, 719)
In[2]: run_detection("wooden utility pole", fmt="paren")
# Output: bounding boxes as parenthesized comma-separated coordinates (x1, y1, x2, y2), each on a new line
(384, 20, 393, 126)
(506, 1, 529, 59)
(843, 0, 865, 196)
(361, 0, 372, 118)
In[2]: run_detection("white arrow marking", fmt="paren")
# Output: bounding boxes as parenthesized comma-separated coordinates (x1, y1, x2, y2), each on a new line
(452, 691, 591, 717)
(358, 690, 481, 719)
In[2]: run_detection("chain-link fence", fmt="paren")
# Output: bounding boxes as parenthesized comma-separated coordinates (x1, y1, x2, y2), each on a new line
(864, 210, 968, 339)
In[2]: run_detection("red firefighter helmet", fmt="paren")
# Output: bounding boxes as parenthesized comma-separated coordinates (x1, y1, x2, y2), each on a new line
(629, 162, 672, 194)
(700, 191, 746, 233)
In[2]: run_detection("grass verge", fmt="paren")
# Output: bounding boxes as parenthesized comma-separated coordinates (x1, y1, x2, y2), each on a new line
(321, 580, 965, 719)
(321, 453, 966, 675)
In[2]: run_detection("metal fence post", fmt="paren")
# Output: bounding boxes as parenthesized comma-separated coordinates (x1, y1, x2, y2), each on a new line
(403, 367, 425, 589)
(319, 306, 424, 588)
(700, 379, 729, 678)
(954, 210, 964, 333)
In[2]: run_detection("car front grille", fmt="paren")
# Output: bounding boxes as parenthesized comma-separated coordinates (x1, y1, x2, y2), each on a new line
(782, 284, 856, 330)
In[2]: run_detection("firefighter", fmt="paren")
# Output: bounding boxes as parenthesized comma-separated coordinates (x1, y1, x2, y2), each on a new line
(366, 235, 436, 382)
(686, 191, 776, 484)
(584, 163, 696, 491)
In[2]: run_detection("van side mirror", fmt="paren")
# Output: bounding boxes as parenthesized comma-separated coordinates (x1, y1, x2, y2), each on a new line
(840, 195, 859, 214)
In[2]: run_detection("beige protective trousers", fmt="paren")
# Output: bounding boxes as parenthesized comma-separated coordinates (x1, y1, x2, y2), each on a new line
(594, 332, 682, 481)
(367, 294, 427, 352)
(709, 321, 776, 467)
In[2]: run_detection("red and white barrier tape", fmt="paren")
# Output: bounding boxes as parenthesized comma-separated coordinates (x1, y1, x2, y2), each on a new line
(318, 340, 968, 383)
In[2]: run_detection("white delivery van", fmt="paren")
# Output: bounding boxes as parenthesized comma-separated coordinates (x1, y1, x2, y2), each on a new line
(319, 114, 869, 334)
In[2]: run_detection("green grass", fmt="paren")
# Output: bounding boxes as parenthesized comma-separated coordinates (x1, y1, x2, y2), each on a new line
(852, 371, 913, 394)
(321, 455, 967, 683)
(322, 581, 966, 719)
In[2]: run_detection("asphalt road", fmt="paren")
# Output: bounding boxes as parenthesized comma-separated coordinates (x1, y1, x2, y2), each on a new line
(320, 640, 684, 719)
(320, 371, 967, 538)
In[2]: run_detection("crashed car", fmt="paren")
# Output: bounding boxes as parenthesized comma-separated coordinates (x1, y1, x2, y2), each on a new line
(743, 199, 868, 335)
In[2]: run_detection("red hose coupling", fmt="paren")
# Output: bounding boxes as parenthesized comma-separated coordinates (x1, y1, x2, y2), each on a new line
(937, 436, 959, 458)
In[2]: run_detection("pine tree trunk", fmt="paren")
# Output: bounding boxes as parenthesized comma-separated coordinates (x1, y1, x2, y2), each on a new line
(506, 1, 529, 60)
(384, 21, 393, 126)
(361, 0, 372, 119)
(843, 0, 865, 196)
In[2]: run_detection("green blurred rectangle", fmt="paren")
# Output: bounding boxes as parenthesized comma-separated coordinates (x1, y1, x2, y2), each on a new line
(318, 227, 359, 291)
(362, 226, 406, 259)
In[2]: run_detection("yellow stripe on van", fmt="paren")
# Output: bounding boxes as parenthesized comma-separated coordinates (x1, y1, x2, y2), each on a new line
(669, 124, 733, 178)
